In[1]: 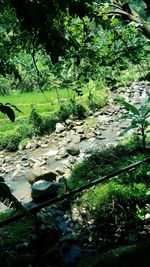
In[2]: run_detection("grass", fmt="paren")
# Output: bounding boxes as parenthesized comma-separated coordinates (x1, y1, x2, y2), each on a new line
(68, 135, 150, 189)
(0, 86, 107, 133)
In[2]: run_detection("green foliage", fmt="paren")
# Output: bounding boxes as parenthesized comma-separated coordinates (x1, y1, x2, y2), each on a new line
(79, 181, 149, 236)
(87, 80, 108, 111)
(0, 123, 33, 151)
(15, 123, 34, 139)
(58, 104, 71, 122)
(0, 131, 22, 151)
(42, 113, 59, 134)
(116, 96, 150, 150)
(29, 107, 59, 135)
(69, 143, 141, 189)
(69, 99, 87, 119)
(0, 216, 35, 247)
(29, 107, 43, 133)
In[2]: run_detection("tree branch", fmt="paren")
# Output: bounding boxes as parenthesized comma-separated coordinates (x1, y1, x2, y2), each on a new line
(98, 1, 150, 39)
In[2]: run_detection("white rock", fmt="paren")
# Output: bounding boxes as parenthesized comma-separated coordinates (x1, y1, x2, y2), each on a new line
(56, 123, 65, 133)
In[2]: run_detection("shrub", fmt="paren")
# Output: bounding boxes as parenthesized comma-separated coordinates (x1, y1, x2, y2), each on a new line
(15, 123, 34, 139)
(69, 99, 87, 119)
(29, 107, 59, 134)
(29, 107, 44, 132)
(69, 144, 140, 189)
(58, 104, 71, 122)
(0, 123, 34, 151)
(42, 114, 59, 133)
(0, 131, 22, 151)
(78, 182, 149, 238)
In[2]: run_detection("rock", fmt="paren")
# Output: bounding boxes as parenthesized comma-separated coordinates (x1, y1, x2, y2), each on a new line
(0, 159, 4, 167)
(67, 145, 80, 156)
(98, 115, 109, 123)
(22, 161, 30, 167)
(4, 156, 15, 163)
(33, 159, 47, 168)
(66, 131, 81, 144)
(26, 142, 38, 150)
(0, 167, 6, 173)
(93, 129, 101, 136)
(57, 146, 68, 159)
(74, 121, 84, 126)
(55, 167, 65, 176)
(56, 123, 65, 133)
(65, 119, 73, 126)
(31, 180, 61, 201)
(74, 126, 84, 134)
(21, 156, 28, 161)
(40, 144, 49, 148)
(85, 132, 95, 139)
(11, 167, 27, 181)
(27, 167, 57, 185)
(94, 111, 101, 117)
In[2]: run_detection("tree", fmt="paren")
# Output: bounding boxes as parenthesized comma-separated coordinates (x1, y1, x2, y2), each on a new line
(1, 0, 150, 82)
(7, 0, 94, 64)
(98, 0, 150, 39)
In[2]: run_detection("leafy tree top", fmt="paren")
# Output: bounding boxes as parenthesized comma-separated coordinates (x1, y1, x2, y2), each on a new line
(8, 0, 94, 63)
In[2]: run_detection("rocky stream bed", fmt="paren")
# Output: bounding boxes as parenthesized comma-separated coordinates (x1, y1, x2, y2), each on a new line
(0, 81, 150, 267)
(0, 81, 150, 207)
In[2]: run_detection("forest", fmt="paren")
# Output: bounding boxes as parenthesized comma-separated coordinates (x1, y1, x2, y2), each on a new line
(0, 0, 150, 266)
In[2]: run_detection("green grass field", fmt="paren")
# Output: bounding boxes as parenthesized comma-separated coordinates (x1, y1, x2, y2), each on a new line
(0, 86, 107, 152)
(0, 88, 72, 118)
(0, 88, 76, 132)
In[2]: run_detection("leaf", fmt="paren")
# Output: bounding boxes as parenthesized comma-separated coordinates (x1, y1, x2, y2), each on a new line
(116, 114, 130, 121)
(111, 17, 119, 26)
(36, 60, 43, 72)
(0, 103, 23, 122)
(0, 104, 15, 122)
(5, 103, 23, 114)
(18, 63, 22, 74)
(116, 98, 140, 115)
(0, 181, 28, 213)
(103, 15, 108, 20)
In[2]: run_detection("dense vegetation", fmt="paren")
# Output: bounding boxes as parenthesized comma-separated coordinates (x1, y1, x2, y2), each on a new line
(0, 0, 150, 266)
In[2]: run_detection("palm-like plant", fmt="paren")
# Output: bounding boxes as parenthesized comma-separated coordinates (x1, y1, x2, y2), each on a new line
(116, 96, 150, 151)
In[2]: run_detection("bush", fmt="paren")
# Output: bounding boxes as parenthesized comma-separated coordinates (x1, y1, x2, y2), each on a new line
(42, 114, 59, 133)
(0, 123, 34, 151)
(15, 123, 34, 139)
(29, 107, 43, 132)
(0, 131, 22, 151)
(58, 104, 71, 122)
(77, 182, 149, 239)
(29, 108, 59, 135)
(81, 182, 148, 216)
(69, 144, 140, 189)
(69, 99, 87, 119)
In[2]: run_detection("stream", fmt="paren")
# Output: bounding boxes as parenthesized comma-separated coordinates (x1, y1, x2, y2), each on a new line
(0, 81, 150, 209)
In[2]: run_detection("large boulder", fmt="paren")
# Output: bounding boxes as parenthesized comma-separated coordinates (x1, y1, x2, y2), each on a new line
(31, 180, 61, 201)
(27, 167, 57, 185)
